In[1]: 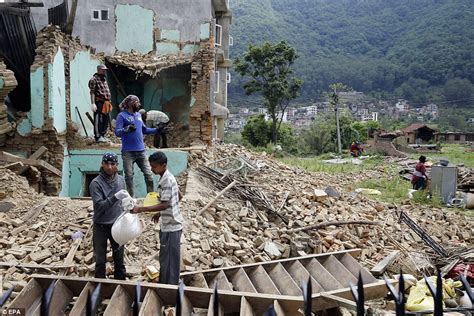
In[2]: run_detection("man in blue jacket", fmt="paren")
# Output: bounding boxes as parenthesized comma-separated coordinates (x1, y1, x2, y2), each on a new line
(115, 95, 157, 197)
(89, 152, 129, 279)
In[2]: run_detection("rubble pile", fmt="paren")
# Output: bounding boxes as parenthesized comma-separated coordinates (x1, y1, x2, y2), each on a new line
(0, 145, 472, 299)
(176, 145, 472, 274)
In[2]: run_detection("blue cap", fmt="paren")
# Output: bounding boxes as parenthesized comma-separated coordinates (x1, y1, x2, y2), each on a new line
(102, 152, 118, 164)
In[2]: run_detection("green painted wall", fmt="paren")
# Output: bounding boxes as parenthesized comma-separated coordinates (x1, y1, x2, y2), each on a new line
(156, 42, 180, 55)
(66, 149, 188, 197)
(30, 67, 45, 129)
(17, 114, 32, 136)
(48, 49, 67, 133)
(142, 77, 188, 112)
(161, 29, 180, 41)
(60, 147, 70, 197)
(70, 51, 100, 136)
(143, 79, 163, 110)
(182, 44, 199, 55)
(200, 23, 210, 40)
(115, 5, 154, 54)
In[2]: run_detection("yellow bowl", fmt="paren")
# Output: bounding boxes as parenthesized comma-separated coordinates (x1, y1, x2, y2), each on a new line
(144, 192, 159, 207)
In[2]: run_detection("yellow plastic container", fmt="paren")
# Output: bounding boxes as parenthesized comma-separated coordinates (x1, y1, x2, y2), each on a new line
(144, 192, 159, 207)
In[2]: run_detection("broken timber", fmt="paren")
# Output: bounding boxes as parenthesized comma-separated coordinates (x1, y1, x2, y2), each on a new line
(0, 151, 61, 177)
(9, 250, 392, 314)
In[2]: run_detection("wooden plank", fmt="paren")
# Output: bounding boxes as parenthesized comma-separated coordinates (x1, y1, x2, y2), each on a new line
(30, 274, 392, 314)
(208, 270, 233, 291)
(0, 262, 75, 269)
(246, 266, 280, 295)
(265, 263, 300, 296)
(19, 146, 47, 174)
(69, 282, 95, 316)
(273, 299, 287, 315)
(207, 293, 224, 316)
(284, 260, 324, 293)
(181, 294, 193, 315)
(103, 285, 132, 316)
(321, 255, 357, 288)
(49, 280, 73, 315)
(9, 278, 43, 315)
(337, 253, 377, 283)
(303, 258, 343, 291)
(139, 289, 163, 316)
(0, 151, 61, 176)
(239, 297, 255, 316)
(22, 199, 49, 224)
(228, 268, 257, 293)
(369, 251, 401, 276)
(61, 239, 82, 276)
(320, 293, 357, 311)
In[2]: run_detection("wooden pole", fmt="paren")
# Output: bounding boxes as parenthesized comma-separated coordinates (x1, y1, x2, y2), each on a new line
(197, 180, 237, 217)
(287, 220, 381, 234)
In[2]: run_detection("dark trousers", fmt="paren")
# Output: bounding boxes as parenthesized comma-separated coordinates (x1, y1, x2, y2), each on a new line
(93, 223, 126, 280)
(122, 150, 154, 197)
(93, 101, 109, 140)
(159, 230, 182, 285)
(413, 177, 426, 190)
(153, 123, 169, 148)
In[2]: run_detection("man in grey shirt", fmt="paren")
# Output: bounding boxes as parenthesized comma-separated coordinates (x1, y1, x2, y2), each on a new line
(89, 152, 130, 279)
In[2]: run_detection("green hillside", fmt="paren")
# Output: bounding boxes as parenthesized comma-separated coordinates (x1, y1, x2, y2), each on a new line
(229, 0, 474, 105)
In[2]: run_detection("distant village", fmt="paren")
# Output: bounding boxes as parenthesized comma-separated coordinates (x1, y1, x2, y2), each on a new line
(226, 91, 449, 131)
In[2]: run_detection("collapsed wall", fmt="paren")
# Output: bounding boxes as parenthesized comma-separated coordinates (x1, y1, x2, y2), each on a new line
(2, 26, 95, 195)
(0, 61, 17, 146)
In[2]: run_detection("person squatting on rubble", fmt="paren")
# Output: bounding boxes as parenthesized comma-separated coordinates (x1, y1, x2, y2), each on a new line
(131, 151, 184, 285)
(350, 141, 363, 157)
(411, 155, 428, 190)
(89, 152, 130, 280)
(89, 64, 113, 143)
(139, 109, 170, 149)
(115, 95, 157, 197)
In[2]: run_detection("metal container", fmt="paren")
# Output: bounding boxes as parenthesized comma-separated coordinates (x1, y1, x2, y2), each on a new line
(430, 165, 457, 203)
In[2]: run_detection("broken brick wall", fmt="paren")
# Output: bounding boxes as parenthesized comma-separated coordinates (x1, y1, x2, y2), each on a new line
(3, 26, 99, 195)
(190, 40, 214, 144)
(0, 61, 17, 146)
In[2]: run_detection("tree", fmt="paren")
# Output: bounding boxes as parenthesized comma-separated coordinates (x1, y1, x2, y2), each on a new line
(235, 41, 303, 143)
(241, 114, 296, 150)
(443, 78, 473, 106)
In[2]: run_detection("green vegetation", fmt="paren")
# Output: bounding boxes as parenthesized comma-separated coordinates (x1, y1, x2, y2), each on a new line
(234, 41, 303, 142)
(355, 175, 444, 208)
(230, 0, 474, 106)
(279, 155, 383, 174)
(412, 144, 474, 168)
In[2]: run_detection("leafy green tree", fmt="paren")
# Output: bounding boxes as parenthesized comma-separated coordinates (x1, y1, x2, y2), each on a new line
(241, 114, 296, 151)
(235, 41, 303, 143)
(241, 115, 270, 147)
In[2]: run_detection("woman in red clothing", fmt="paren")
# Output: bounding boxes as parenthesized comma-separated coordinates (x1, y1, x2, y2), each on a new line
(411, 155, 428, 190)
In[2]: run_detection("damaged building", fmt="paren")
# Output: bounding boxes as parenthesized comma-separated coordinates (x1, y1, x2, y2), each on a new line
(0, 0, 232, 197)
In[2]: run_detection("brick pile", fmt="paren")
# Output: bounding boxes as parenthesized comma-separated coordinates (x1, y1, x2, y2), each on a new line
(1, 144, 472, 301)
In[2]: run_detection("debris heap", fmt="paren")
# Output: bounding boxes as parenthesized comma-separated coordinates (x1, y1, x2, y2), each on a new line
(0, 144, 472, 300)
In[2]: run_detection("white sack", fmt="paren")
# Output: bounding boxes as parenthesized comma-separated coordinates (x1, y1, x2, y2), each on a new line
(111, 212, 142, 246)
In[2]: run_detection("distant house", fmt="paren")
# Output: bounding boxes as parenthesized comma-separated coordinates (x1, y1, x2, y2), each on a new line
(395, 100, 409, 112)
(435, 132, 474, 144)
(401, 123, 436, 144)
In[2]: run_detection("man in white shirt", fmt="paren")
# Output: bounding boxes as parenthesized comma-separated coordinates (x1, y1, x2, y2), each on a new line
(139, 109, 170, 148)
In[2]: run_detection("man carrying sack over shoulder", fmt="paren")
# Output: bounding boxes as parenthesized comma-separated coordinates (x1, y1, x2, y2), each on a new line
(89, 64, 113, 143)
